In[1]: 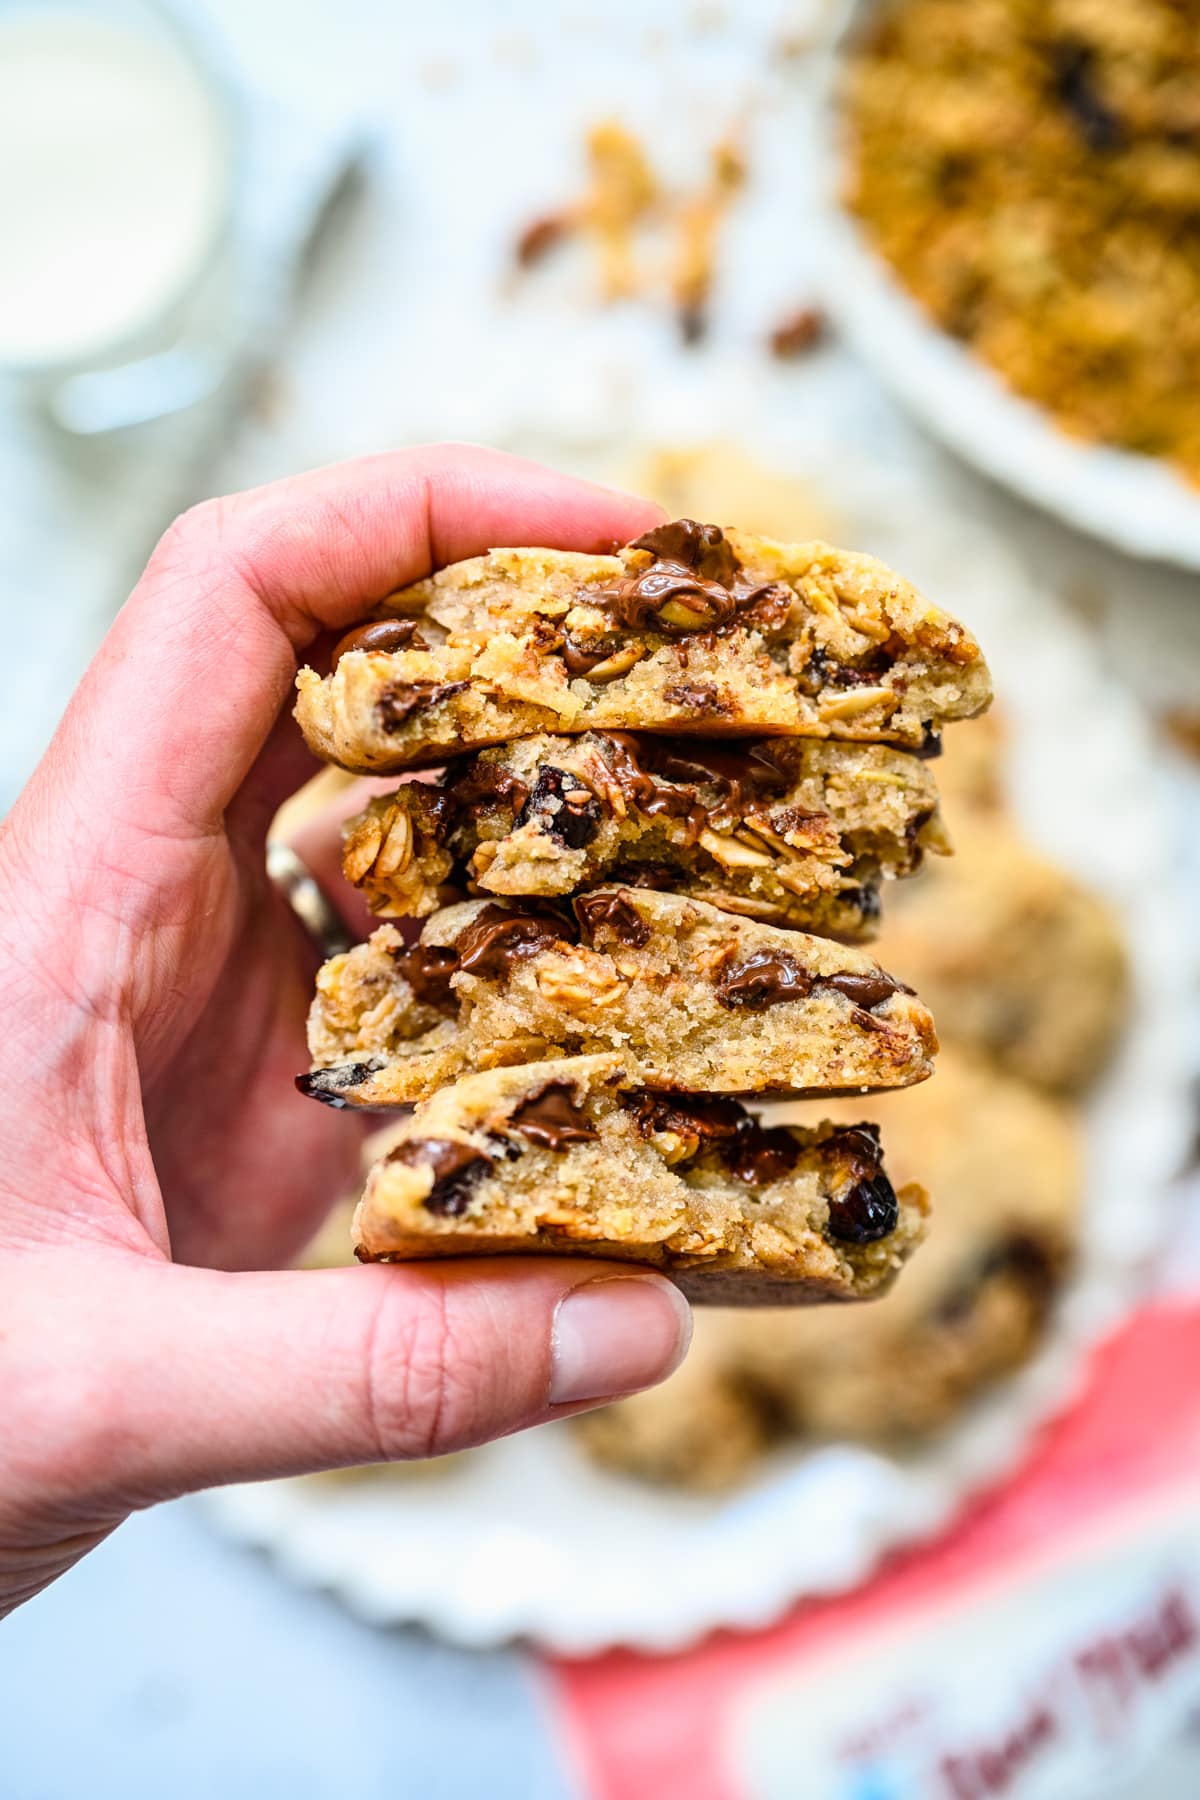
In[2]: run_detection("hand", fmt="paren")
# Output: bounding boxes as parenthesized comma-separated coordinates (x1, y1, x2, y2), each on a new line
(0, 445, 691, 1616)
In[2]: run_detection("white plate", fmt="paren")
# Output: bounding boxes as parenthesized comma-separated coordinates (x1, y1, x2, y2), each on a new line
(809, 0, 1200, 572)
(206, 438, 1194, 1653)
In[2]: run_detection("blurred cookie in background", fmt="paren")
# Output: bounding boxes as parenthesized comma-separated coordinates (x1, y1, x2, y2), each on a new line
(875, 815, 1130, 1095)
(576, 1318, 772, 1493)
(574, 1046, 1081, 1488)
(630, 441, 838, 544)
(929, 703, 1010, 821)
(742, 1049, 1081, 1441)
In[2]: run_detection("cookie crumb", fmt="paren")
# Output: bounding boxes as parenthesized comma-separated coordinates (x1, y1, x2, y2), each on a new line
(769, 305, 826, 359)
(515, 211, 572, 268)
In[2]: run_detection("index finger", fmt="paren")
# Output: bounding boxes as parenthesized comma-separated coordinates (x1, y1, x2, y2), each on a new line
(35, 444, 664, 841)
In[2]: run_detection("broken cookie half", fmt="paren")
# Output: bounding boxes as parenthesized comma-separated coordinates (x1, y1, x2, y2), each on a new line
(351, 1054, 929, 1304)
(294, 518, 991, 771)
(341, 730, 948, 940)
(300, 886, 938, 1109)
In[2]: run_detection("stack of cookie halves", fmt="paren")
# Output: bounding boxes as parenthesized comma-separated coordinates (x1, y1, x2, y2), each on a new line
(293, 519, 992, 1303)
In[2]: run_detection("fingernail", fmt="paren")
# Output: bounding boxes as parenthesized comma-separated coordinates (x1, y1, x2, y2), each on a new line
(549, 1274, 692, 1406)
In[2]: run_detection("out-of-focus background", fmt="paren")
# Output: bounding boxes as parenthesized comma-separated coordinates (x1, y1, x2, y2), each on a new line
(3, 2, 1200, 1796)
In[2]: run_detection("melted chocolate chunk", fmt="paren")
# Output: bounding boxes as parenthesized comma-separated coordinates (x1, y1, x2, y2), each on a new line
(451, 759, 531, 817)
(508, 1081, 598, 1149)
(595, 734, 693, 828)
(819, 969, 910, 1010)
(454, 902, 575, 979)
(632, 520, 739, 585)
(294, 1060, 384, 1108)
(914, 726, 943, 761)
(631, 734, 788, 827)
(592, 519, 792, 635)
(721, 1119, 802, 1185)
(391, 942, 460, 1011)
(621, 1090, 749, 1146)
(386, 1138, 492, 1216)
(608, 861, 677, 890)
(823, 1123, 898, 1244)
(377, 680, 468, 731)
(574, 889, 650, 948)
(332, 619, 427, 666)
(517, 766, 602, 849)
(408, 780, 461, 845)
(561, 632, 614, 677)
(714, 949, 814, 1010)
(620, 1090, 801, 1183)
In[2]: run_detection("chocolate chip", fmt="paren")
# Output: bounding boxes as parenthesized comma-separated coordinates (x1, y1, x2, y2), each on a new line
(714, 949, 814, 1010)
(561, 632, 614, 677)
(662, 680, 732, 715)
(294, 1060, 385, 1108)
(721, 1120, 801, 1185)
(905, 806, 936, 853)
(376, 680, 468, 731)
(621, 1090, 749, 1146)
(508, 1081, 598, 1149)
(801, 642, 895, 695)
(839, 883, 883, 927)
(914, 726, 943, 761)
(408, 780, 461, 845)
(620, 1090, 802, 1184)
(386, 1139, 492, 1216)
(822, 1123, 898, 1244)
(390, 942, 460, 1011)
(1051, 42, 1122, 153)
(454, 902, 575, 979)
(591, 519, 792, 635)
(630, 734, 788, 827)
(631, 520, 739, 585)
(451, 759, 531, 817)
(516, 765, 601, 849)
(332, 619, 427, 666)
(819, 969, 909, 1010)
(607, 861, 676, 890)
(574, 889, 650, 948)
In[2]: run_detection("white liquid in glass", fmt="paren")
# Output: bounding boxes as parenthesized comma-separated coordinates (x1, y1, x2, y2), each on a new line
(0, 9, 230, 368)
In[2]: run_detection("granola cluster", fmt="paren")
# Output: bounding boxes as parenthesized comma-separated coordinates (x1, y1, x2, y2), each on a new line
(843, 0, 1200, 478)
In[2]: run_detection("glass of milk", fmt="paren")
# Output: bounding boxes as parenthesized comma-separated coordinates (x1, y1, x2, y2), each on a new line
(0, 0, 237, 393)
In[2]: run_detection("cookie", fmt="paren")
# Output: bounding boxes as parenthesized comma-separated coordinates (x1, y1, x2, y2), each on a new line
(739, 1048, 1081, 1436)
(350, 1053, 929, 1303)
(294, 519, 991, 771)
(341, 730, 948, 938)
(573, 1320, 770, 1490)
(575, 1047, 1079, 1482)
(875, 817, 1129, 1094)
(300, 887, 939, 1109)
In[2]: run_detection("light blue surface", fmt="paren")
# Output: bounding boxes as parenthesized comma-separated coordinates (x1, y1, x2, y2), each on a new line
(0, 1500, 577, 1800)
